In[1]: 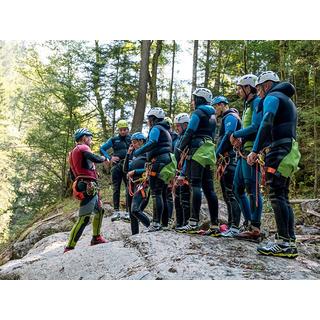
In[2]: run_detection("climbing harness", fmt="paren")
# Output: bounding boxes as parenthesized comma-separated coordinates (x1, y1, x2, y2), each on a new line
(72, 176, 99, 201)
(216, 153, 230, 181)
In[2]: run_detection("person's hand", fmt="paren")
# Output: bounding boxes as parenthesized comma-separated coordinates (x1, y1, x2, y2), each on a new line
(127, 144, 134, 154)
(101, 156, 106, 162)
(229, 134, 236, 145)
(247, 152, 258, 166)
(230, 134, 242, 148)
(234, 138, 242, 148)
(111, 156, 120, 163)
(127, 170, 135, 178)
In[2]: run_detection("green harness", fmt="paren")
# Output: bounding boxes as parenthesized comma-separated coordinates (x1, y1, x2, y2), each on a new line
(191, 139, 216, 168)
(276, 139, 301, 178)
(159, 153, 177, 184)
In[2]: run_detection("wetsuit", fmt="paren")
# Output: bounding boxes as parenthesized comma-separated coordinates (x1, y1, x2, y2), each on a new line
(252, 82, 298, 241)
(134, 120, 172, 227)
(167, 130, 179, 222)
(216, 108, 242, 227)
(123, 152, 150, 235)
(100, 134, 131, 211)
(232, 95, 263, 228)
(176, 104, 219, 226)
(173, 129, 191, 228)
(66, 144, 105, 249)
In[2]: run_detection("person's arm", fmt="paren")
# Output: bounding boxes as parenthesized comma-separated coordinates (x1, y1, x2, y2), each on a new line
(252, 95, 279, 153)
(134, 168, 146, 175)
(215, 115, 239, 156)
(134, 127, 160, 156)
(233, 104, 263, 139)
(83, 151, 106, 163)
(99, 138, 113, 160)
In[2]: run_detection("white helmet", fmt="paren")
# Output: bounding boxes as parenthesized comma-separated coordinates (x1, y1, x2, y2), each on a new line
(192, 88, 212, 104)
(147, 107, 165, 119)
(174, 113, 190, 124)
(256, 71, 280, 86)
(237, 74, 257, 88)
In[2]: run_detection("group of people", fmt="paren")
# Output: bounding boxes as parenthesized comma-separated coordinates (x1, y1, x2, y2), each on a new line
(65, 70, 301, 259)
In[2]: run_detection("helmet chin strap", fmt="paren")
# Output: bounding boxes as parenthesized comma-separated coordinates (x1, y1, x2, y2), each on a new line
(242, 85, 250, 101)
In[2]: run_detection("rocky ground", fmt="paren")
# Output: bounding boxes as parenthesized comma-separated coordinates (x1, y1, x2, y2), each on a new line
(0, 202, 319, 280)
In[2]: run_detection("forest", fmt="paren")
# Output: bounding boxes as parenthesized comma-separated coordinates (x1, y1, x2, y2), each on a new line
(0, 40, 319, 248)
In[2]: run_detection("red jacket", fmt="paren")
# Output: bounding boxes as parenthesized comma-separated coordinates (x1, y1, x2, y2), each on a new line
(69, 144, 98, 180)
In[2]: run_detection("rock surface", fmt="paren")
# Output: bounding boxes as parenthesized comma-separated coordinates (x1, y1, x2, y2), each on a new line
(0, 213, 319, 280)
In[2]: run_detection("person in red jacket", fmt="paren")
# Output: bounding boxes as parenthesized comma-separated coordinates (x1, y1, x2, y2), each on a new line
(64, 128, 107, 253)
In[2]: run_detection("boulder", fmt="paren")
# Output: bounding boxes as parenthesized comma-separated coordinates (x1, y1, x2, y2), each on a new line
(0, 215, 319, 280)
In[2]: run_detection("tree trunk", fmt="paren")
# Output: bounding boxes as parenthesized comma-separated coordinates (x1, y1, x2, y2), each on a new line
(93, 40, 108, 139)
(169, 40, 176, 118)
(112, 50, 120, 135)
(149, 40, 162, 107)
(279, 40, 286, 80)
(204, 40, 211, 87)
(213, 41, 222, 95)
(191, 40, 198, 110)
(132, 40, 151, 132)
(243, 40, 248, 74)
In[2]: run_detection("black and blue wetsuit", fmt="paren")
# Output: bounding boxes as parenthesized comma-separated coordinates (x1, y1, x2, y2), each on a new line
(177, 104, 219, 226)
(252, 82, 297, 241)
(173, 128, 191, 228)
(134, 120, 172, 227)
(167, 130, 179, 222)
(123, 152, 150, 235)
(100, 134, 131, 211)
(232, 95, 264, 228)
(216, 108, 242, 228)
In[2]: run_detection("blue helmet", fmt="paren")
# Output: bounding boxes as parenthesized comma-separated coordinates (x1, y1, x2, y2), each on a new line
(131, 132, 146, 141)
(212, 96, 229, 105)
(74, 128, 93, 142)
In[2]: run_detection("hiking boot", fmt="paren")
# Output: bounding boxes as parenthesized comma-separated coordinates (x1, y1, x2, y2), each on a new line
(221, 226, 240, 238)
(111, 211, 121, 222)
(257, 240, 298, 259)
(177, 223, 200, 234)
(121, 213, 131, 223)
(63, 247, 74, 254)
(91, 235, 107, 246)
(147, 223, 162, 232)
(174, 225, 184, 232)
(202, 225, 222, 237)
(236, 225, 261, 242)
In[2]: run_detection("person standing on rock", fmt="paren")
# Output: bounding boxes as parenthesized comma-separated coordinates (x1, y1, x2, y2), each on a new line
(247, 71, 301, 258)
(100, 120, 131, 223)
(229, 74, 264, 241)
(133, 108, 176, 232)
(123, 132, 151, 235)
(64, 128, 107, 253)
(164, 116, 178, 227)
(212, 96, 242, 237)
(173, 113, 191, 231)
(175, 88, 219, 236)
